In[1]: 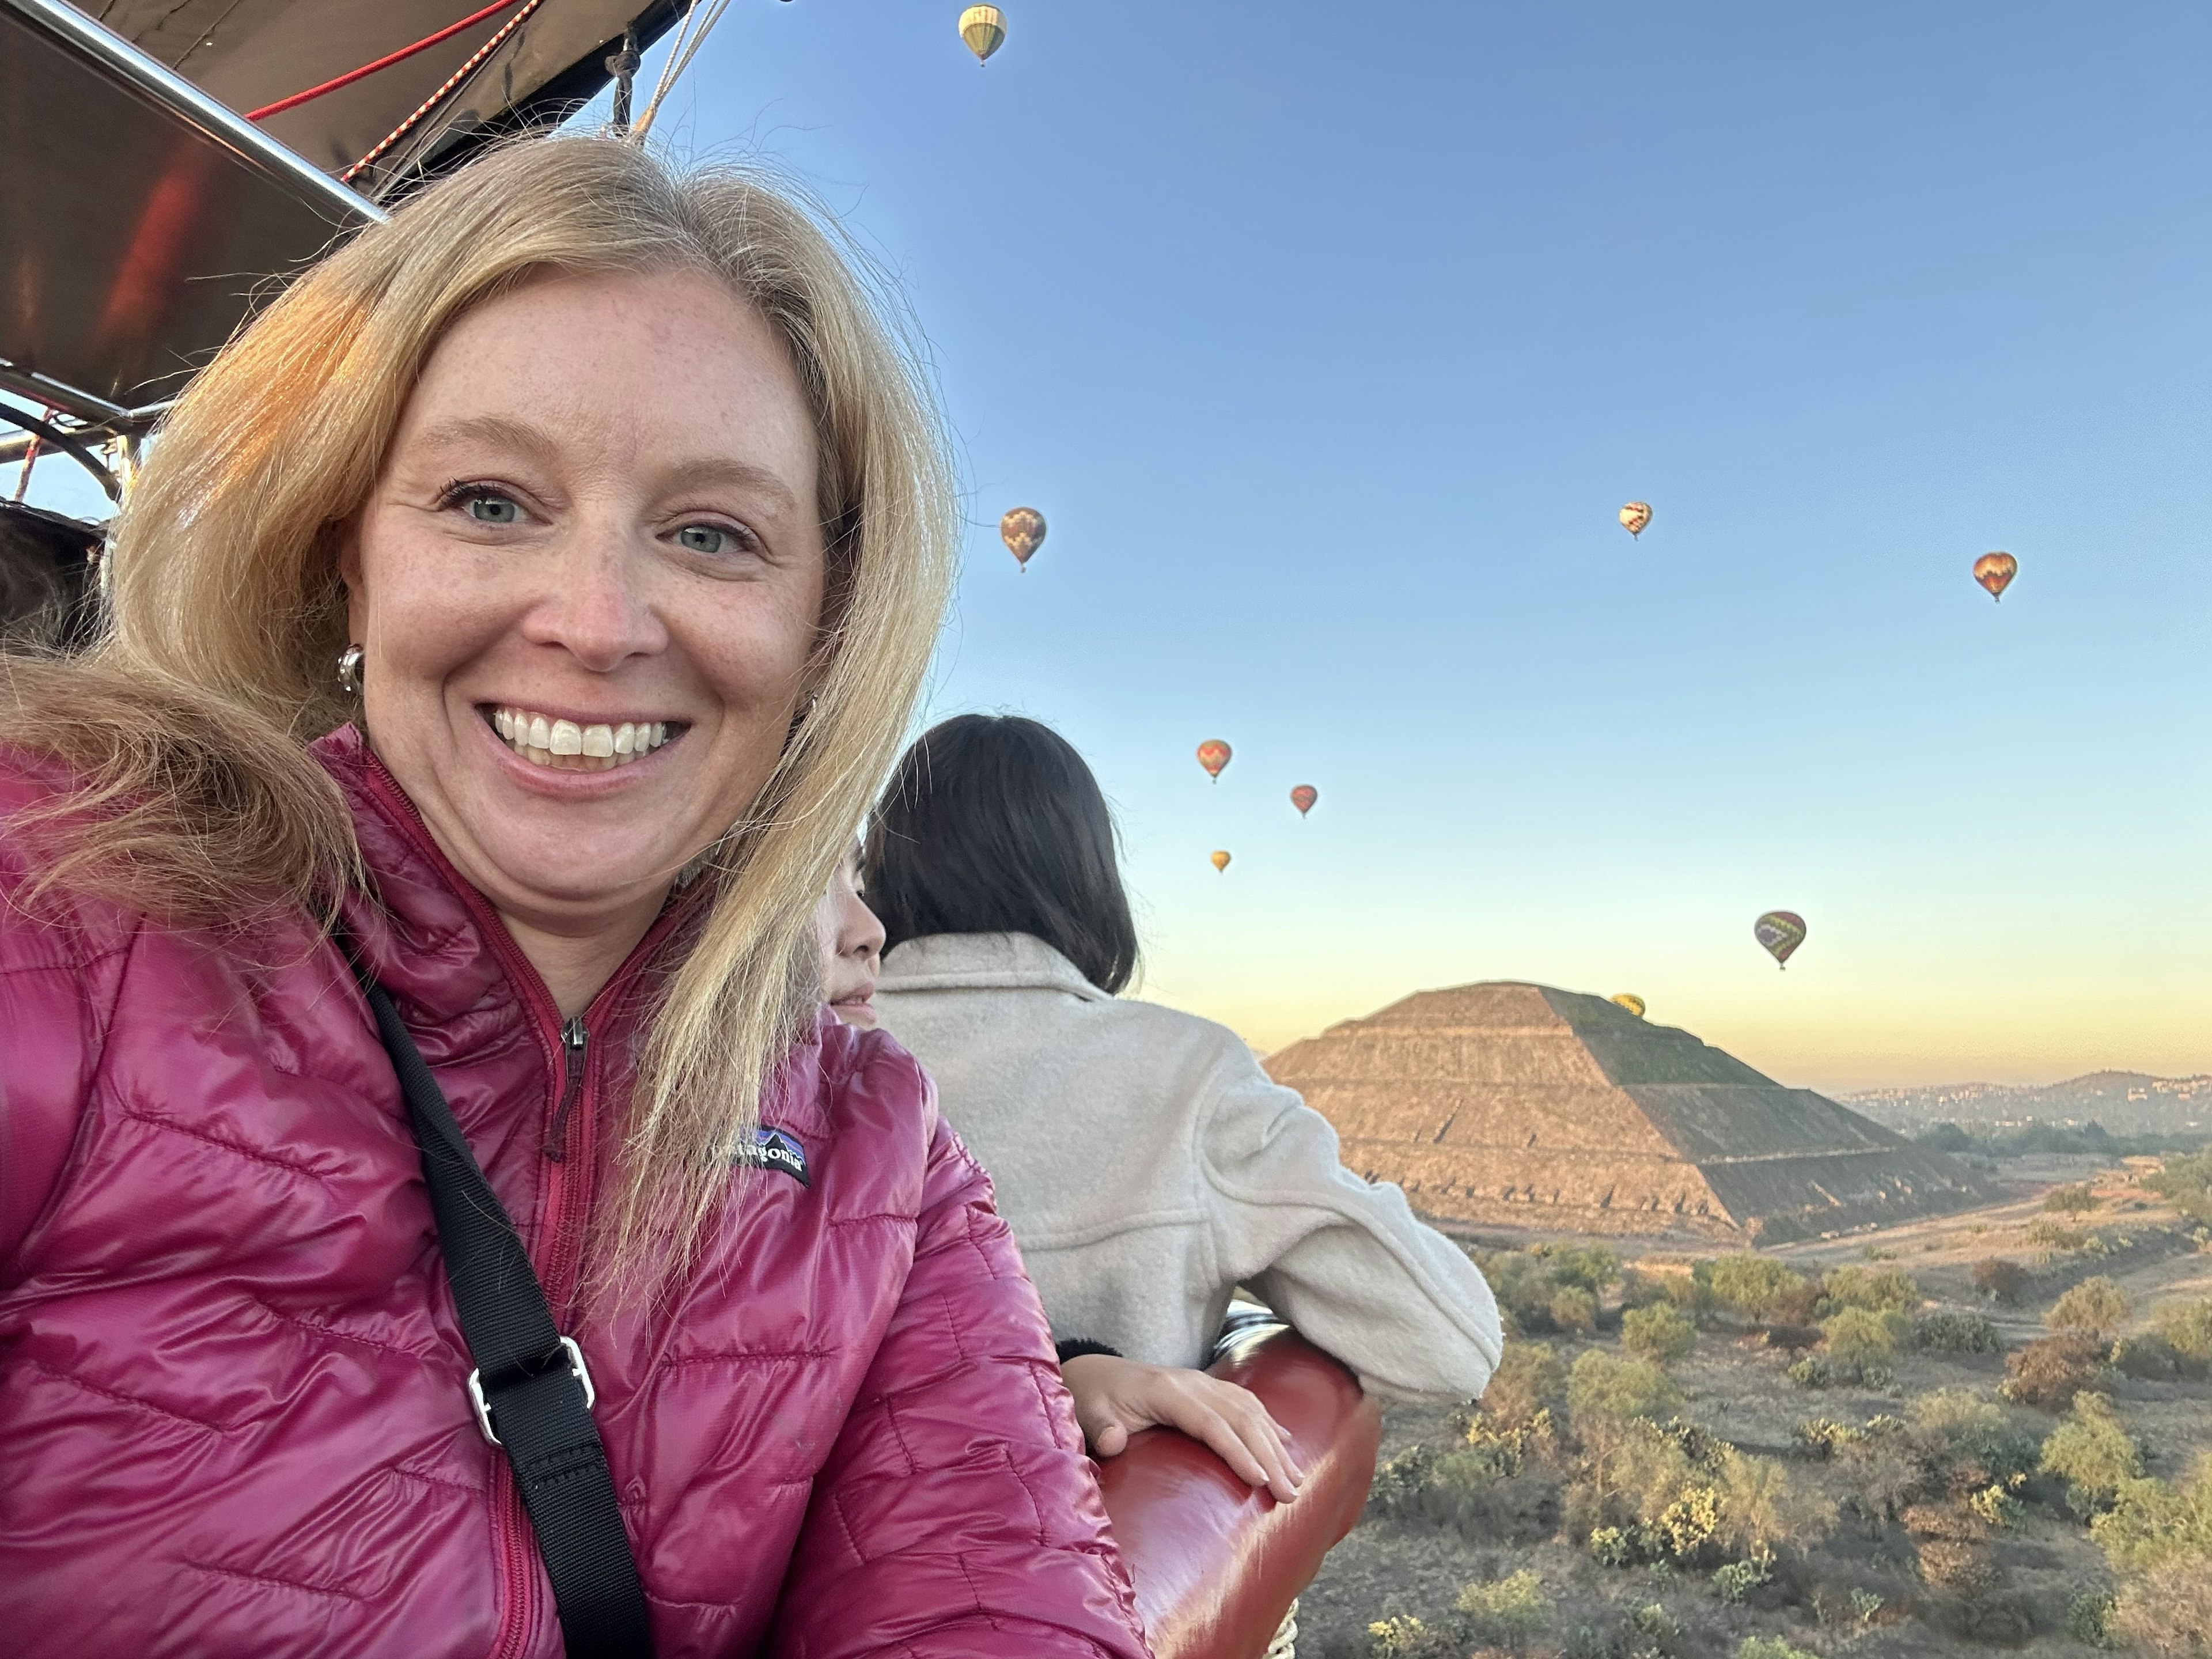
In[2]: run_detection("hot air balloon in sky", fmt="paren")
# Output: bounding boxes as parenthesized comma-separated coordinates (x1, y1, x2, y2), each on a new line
(1290, 784, 1318, 817)
(1755, 910, 1807, 969)
(1000, 506, 1045, 571)
(1210, 850, 1232, 873)
(1611, 993, 1647, 1017)
(958, 5, 1005, 64)
(1196, 740, 1231, 781)
(1619, 501, 1652, 538)
(1974, 551, 2017, 602)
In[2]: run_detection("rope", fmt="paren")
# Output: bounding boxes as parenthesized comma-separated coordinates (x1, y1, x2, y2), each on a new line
(0, 404, 119, 502)
(339, 0, 547, 186)
(245, 0, 531, 122)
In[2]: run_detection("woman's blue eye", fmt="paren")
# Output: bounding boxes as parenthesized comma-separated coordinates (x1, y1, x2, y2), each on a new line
(467, 495, 520, 524)
(677, 525, 730, 554)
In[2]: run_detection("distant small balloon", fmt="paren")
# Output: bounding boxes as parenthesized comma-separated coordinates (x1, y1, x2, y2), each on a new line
(1620, 501, 1652, 538)
(1196, 740, 1231, 781)
(958, 5, 1005, 64)
(1210, 850, 1231, 873)
(1000, 506, 1046, 571)
(1611, 993, 1647, 1017)
(1755, 910, 1807, 970)
(1973, 551, 2017, 603)
(1290, 784, 1319, 817)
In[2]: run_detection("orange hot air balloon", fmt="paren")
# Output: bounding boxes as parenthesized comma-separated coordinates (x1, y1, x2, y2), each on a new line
(1611, 993, 1646, 1017)
(1619, 501, 1652, 538)
(1210, 850, 1231, 873)
(1290, 784, 1318, 817)
(1196, 740, 1231, 781)
(1000, 506, 1046, 571)
(1974, 551, 2017, 602)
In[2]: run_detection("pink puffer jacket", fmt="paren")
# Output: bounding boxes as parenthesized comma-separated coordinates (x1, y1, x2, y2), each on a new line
(0, 726, 1149, 1659)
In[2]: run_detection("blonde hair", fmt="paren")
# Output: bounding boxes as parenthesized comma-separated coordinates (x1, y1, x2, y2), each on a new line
(0, 137, 955, 1286)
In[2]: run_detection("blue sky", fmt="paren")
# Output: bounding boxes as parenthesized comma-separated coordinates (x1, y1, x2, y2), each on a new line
(27, 2, 2210, 1087)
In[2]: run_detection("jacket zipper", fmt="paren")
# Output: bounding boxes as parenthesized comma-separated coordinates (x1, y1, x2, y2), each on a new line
(353, 752, 688, 1659)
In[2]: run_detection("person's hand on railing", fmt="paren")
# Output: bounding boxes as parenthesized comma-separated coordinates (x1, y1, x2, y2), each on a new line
(1061, 1354, 1305, 1502)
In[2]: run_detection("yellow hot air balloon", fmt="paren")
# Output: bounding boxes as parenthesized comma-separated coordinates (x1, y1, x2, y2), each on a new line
(1611, 993, 1646, 1017)
(1210, 850, 1231, 873)
(1619, 501, 1652, 538)
(959, 5, 1005, 64)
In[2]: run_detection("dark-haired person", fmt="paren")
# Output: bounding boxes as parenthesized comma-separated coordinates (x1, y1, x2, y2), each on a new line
(866, 715, 1503, 1441)
(813, 842, 1306, 1498)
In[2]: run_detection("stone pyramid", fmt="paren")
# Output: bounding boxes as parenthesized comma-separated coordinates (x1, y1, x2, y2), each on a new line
(1266, 982, 1990, 1240)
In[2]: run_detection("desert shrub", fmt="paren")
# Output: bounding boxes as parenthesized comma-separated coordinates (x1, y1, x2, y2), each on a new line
(1456, 1569, 1552, 1652)
(2046, 1183, 2101, 1214)
(1543, 1243, 1623, 1296)
(1792, 1416, 1859, 1459)
(1618, 1268, 1672, 1311)
(1972, 1256, 2032, 1306)
(2050, 1277, 2133, 1344)
(1569, 1351, 1685, 1436)
(1623, 1602, 1677, 1655)
(2066, 1588, 2118, 1647)
(1850, 1586, 1886, 1625)
(2042, 1393, 2143, 1520)
(1366, 1615, 1454, 1659)
(2027, 1218, 2094, 1252)
(1913, 1310, 2003, 1354)
(1589, 1524, 1635, 1566)
(1908, 1388, 2040, 1492)
(1654, 1482, 1722, 1559)
(1736, 1641, 1817, 1659)
(1476, 1249, 1561, 1335)
(1702, 1255, 1816, 1323)
(1819, 1264, 1921, 1315)
(1820, 1306, 1908, 1382)
(1968, 1483, 2024, 1528)
(1551, 1285, 1599, 1334)
(1622, 1304, 1696, 1364)
(1832, 1416, 1938, 1521)
(2090, 1455, 2212, 1573)
(1478, 1340, 1568, 1432)
(1711, 1556, 1768, 1604)
(1713, 1448, 1835, 1560)
(2113, 1333, 2186, 1381)
(2003, 1334, 2104, 1411)
(1786, 1356, 1834, 1389)
(2112, 1555, 2212, 1657)
(2156, 1297, 2212, 1368)
(1661, 1268, 1718, 1318)
(2145, 1152, 2212, 1227)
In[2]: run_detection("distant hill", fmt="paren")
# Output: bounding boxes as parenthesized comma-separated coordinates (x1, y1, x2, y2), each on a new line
(1841, 1072, 2211, 1138)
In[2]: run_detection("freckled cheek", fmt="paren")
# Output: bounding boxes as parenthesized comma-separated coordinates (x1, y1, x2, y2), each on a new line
(361, 526, 533, 687)
(678, 592, 820, 726)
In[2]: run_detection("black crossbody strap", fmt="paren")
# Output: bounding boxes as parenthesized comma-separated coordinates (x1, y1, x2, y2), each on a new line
(354, 972, 654, 1657)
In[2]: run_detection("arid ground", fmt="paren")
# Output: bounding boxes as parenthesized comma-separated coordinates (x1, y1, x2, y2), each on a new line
(1293, 1156, 2212, 1659)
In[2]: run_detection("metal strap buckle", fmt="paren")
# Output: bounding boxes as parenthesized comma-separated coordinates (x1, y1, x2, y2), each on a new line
(467, 1335, 595, 1446)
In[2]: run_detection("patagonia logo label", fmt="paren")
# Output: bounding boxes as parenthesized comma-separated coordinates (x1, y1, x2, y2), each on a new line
(737, 1126, 809, 1187)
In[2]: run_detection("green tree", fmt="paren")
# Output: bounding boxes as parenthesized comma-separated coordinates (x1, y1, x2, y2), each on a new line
(1714, 1448, 1835, 1560)
(2156, 1298, 2212, 1366)
(1622, 1304, 1696, 1364)
(1821, 1306, 1908, 1375)
(2050, 1277, 2133, 1345)
(1568, 1351, 1684, 1437)
(2042, 1393, 2143, 1518)
(1702, 1255, 1813, 1321)
(1478, 1342, 1567, 1433)
(1544, 1244, 1622, 1295)
(1818, 1265, 1921, 1315)
(1550, 1285, 1599, 1334)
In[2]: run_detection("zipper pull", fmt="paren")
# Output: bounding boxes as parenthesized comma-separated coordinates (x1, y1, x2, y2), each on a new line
(543, 1017, 589, 1160)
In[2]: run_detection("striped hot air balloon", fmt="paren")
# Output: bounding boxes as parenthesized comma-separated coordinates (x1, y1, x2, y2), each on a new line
(1755, 911, 1806, 969)
(1620, 501, 1652, 538)
(1000, 506, 1046, 571)
(1974, 551, 2017, 601)
(959, 5, 1005, 63)
(1196, 740, 1230, 781)
(1290, 784, 1318, 817)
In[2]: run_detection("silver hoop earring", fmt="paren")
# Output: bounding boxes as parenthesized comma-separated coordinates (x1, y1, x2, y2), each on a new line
(336, 645, 364, 696)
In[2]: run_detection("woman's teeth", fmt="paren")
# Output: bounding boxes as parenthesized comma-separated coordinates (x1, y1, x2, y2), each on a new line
(490, 707, 674, 771)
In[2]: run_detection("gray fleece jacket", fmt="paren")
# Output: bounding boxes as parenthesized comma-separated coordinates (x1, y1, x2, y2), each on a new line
(873, 932, 1502, 1402)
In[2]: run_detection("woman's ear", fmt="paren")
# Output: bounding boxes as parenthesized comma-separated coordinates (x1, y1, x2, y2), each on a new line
(337, 524, 367, 641)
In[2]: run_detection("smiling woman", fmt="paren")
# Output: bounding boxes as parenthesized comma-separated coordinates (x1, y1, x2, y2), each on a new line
(0, 138, 1149, 1658)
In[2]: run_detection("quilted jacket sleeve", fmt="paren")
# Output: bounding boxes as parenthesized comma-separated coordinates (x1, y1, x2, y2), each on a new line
(768, 1115, 1151, 1659)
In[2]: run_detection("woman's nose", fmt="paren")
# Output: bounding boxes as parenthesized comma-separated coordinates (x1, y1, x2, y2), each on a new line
(521, 515, 669, 670)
